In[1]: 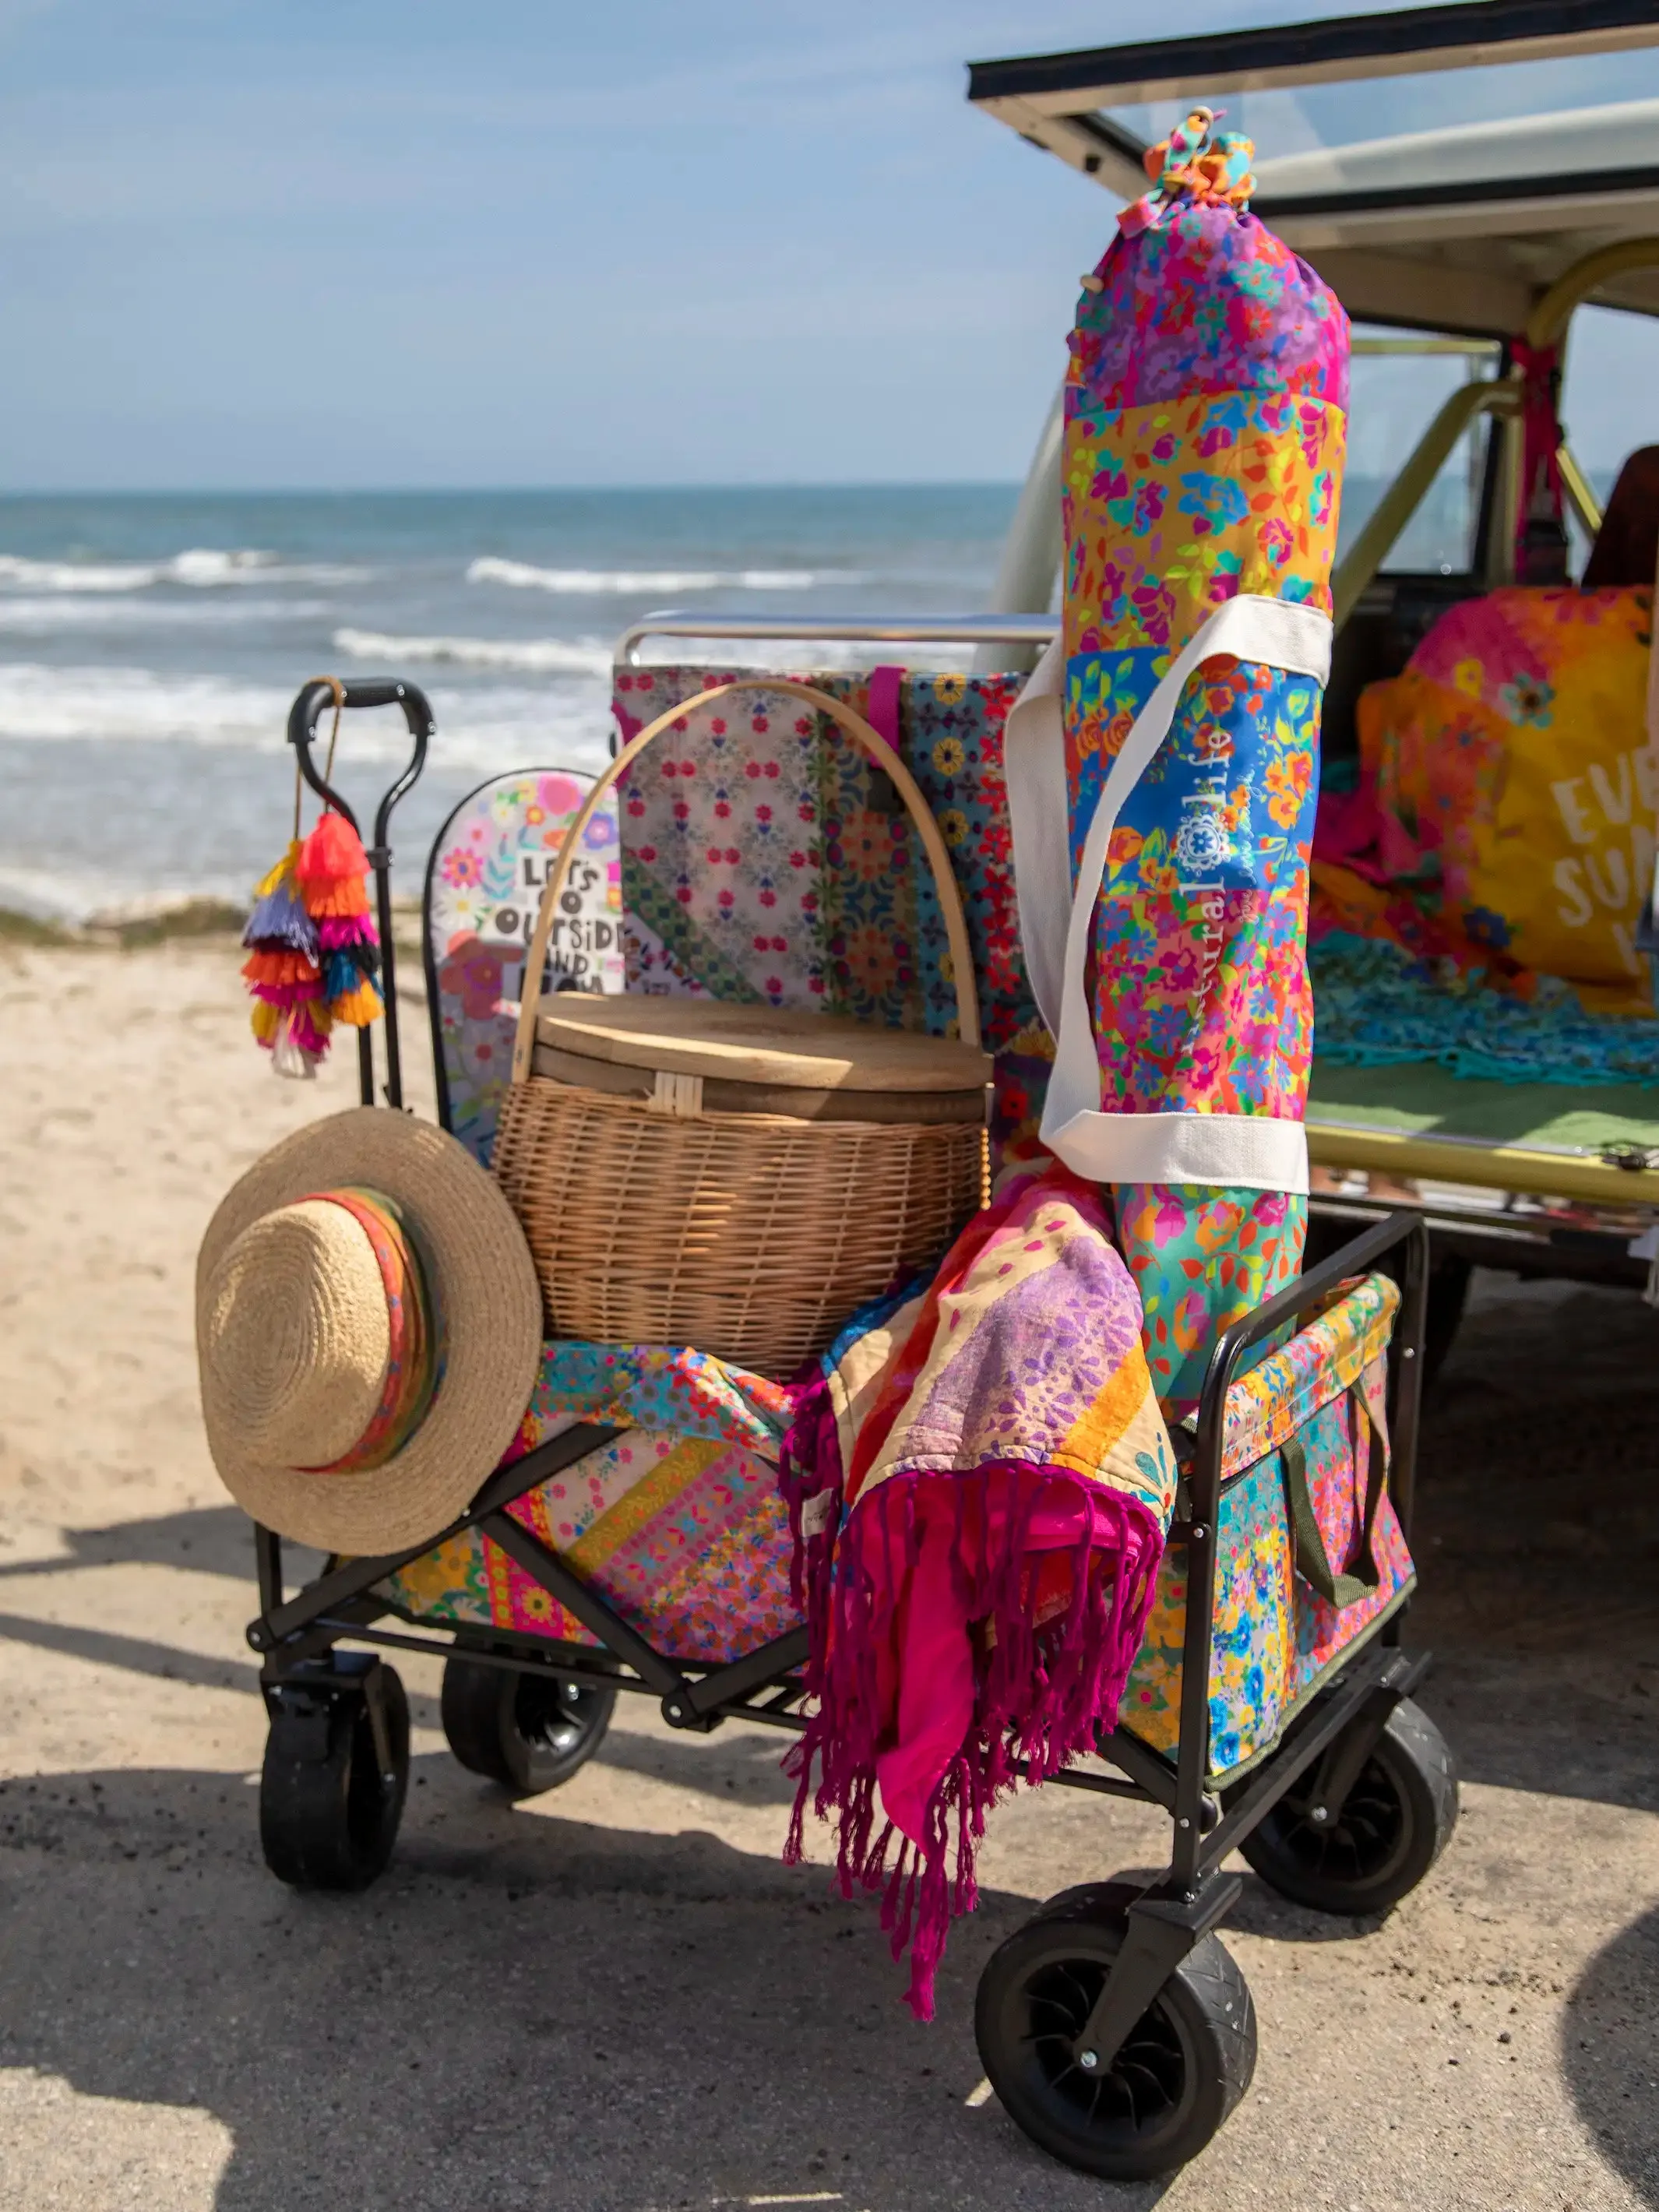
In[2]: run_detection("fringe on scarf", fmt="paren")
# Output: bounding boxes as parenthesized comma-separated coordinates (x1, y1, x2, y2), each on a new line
(781, 1452, 1164, 2020)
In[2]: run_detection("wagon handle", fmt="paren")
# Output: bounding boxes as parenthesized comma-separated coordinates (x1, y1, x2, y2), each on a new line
(512, 678, 983, 1086)
(287, 675, 435, 1111)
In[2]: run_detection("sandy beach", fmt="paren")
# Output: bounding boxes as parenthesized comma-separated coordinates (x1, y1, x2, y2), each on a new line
(0, 931, 1655, 2211)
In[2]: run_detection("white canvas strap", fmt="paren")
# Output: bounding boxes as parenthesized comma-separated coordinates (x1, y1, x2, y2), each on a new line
(1006, 594, 1333, 1194)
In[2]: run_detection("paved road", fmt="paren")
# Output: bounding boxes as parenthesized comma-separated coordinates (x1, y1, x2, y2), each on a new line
(0, 949, 1653, 2209)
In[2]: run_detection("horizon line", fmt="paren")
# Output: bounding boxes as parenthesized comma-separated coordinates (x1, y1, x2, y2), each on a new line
(0, 478, 1030, 501)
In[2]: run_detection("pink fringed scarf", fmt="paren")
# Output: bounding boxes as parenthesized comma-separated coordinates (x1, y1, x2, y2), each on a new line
(780, 1166, 1175, 2017)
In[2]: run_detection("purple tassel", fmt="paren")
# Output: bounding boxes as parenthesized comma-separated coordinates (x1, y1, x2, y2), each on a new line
(244, 875, 318, 958)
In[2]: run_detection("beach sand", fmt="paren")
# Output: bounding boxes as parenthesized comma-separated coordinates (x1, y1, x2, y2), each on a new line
(0, 935, 1654, 2210)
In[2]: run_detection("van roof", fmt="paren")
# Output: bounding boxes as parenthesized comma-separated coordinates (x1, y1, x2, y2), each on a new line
(968, 1, 1659, 332)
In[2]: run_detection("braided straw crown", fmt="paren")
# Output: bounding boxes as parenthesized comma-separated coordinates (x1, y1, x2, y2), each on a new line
(195, 1108, 542, 1554)
(200, 1199, 393, 1468)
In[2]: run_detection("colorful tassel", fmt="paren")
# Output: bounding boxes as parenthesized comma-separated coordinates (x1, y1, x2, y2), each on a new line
(329, 975, 384, 1028)
(242, 836, 330, 1076)
(290, 1001, 333, 1055)
(244, 842, 319, 957)
(294, 808, 383, 1034)
(297, 811, 372, 918)
(316, 911, 379, 952)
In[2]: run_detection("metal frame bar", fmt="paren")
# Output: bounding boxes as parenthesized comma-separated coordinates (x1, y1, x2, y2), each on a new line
(615, 611, 1058, 667)
(966, 2, 1659, 113)
(286, 675, 435, 1111)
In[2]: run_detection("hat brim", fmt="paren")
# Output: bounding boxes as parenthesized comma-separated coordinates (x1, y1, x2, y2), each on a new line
(197, 1108, 542, 1554)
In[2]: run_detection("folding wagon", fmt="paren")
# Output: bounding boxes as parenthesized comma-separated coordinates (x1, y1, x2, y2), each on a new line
(244, 655, 1456, 2182)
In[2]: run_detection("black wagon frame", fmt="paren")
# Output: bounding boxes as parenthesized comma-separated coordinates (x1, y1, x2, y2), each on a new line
(247, 674, 1440, 2161)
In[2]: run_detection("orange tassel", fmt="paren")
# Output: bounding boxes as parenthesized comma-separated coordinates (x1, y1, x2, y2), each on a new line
(241, 949, 322, 992)
(297, 810, 372, 919)
(329, 976, 383, 1028)
(250, 999, 280, 1047)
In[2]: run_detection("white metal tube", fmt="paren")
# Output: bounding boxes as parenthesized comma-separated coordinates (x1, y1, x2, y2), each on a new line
(974, 380, 1065, 674)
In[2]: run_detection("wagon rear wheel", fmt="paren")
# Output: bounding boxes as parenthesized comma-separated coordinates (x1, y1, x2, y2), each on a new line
(441, 1654, 616, 1795)
(1236, 1698, 1458, 1916)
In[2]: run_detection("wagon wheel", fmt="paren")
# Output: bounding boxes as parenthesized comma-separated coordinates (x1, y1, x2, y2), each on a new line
(259, 1658, 410, 1890)
(975, 1883, 1256, 2181)
(1234, 1698, 1459, 1916)
(441, 1654, 616, 1795)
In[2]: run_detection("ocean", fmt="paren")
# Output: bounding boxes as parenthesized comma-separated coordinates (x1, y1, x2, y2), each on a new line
(0, 474, 1448, 925)
(0, 487, 1018, 923)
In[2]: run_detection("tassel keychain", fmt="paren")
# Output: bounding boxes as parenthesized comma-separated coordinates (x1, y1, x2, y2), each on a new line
(297, 808, 383, 1029)
(240, 677, 382, 1078)
(241, 833, 331, 1078)
(298, 677, 382, 1034)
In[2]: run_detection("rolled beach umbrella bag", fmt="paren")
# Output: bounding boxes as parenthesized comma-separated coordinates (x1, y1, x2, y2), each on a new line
(1009, 109, 1349, 1411)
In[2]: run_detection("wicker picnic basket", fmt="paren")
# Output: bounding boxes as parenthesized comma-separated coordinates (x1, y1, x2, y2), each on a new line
(494, 678, 992, 1378)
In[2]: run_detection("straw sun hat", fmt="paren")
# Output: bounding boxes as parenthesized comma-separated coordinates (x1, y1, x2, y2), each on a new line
(196, 1108, 542, 1554)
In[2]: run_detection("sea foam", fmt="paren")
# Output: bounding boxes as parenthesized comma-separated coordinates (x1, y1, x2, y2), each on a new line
(334, 626, 612, 677)
(467, 556, 842, 594)
(0, 549, 367, 592)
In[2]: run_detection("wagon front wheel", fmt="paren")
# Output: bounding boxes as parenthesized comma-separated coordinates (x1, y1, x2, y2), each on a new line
(259, 1657, 410, 1890)
(974, 1886, 1256, 2181)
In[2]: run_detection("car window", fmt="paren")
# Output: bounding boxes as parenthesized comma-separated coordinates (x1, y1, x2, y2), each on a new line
(1340, 331, 1499, 579)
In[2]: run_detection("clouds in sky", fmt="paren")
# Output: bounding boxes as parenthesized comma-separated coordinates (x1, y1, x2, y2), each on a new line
(1, 1, 1655, 488)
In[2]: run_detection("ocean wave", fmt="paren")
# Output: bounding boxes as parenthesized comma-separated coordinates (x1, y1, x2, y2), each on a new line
(0, 660, 614, 773)
(0, 664, 291, 748)
(335, 625, 612, 677)
(467, 555, 847, 594)
(0, 548, 368, 593)
(0, 596, 329, 631)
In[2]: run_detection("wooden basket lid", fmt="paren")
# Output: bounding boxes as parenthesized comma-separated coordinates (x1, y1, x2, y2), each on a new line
(534, 996, 992, 1094)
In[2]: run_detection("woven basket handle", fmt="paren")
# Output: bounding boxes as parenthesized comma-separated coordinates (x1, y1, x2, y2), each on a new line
(512, 677, 983, 1083)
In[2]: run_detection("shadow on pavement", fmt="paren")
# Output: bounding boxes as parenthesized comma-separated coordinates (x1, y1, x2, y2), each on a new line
(0, 1505, 297, 1587)
(1405, 1280, 1659, 1816)
(0, 1754, 1169, 2212)
(1562, 1903, 1659, 2207)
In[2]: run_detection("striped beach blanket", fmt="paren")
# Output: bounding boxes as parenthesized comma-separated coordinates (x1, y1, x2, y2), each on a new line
(781, 1164, 1175, 2017)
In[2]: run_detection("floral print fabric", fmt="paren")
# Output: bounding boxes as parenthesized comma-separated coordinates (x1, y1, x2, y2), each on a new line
(611, 664, 1046, 1163)
(1076, 203, 1348, 414)
(1062, 195, 1349, 1414)
(378, 1334, 798, 1662)
(1064, 392, 1345, 654)
(1313, 585, 1657, 1018)
(426, 770, 623, 1163)
(379, 1429, 798, 1664)
(1123, 1274, 1414, 1779)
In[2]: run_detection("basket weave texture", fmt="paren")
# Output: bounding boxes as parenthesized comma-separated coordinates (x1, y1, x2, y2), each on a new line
(493, 1077, 985, 1379)
(494, 677, 994, 1379)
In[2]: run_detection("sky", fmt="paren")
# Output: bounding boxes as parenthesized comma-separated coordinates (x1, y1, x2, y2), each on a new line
(1, 0, 1656, 491)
